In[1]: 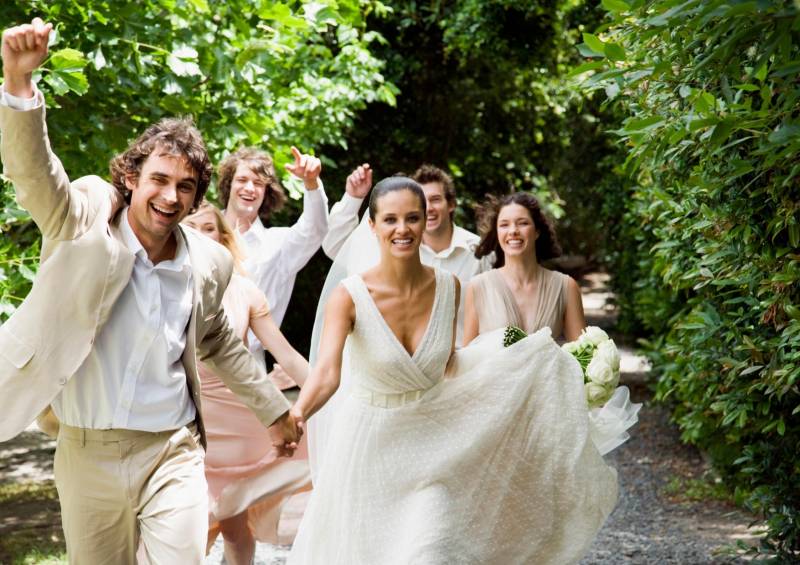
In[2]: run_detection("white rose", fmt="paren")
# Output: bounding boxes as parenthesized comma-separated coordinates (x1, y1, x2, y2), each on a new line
(595, 339, 621, 372)
(562, 340, 581, 354)
(586, 356, 616, 386)
(585, 382, 611, 407)
(582, 326, 610, 346)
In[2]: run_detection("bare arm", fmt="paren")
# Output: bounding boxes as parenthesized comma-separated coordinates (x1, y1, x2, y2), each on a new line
(197, 253, 291, 428)
(562, 276, 587, 342)
(290, 285, 354, 423)
(462, 282, 479, 345)
(248, 300, 310, 387)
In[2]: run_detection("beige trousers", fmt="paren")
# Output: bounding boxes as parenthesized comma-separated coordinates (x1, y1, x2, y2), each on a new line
(54, 424, 207, 564)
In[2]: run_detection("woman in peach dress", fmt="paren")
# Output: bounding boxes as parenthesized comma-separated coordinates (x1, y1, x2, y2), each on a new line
(184, 202, 311, 565)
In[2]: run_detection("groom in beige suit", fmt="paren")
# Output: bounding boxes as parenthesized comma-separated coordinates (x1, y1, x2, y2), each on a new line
(0, 18, 301, 564)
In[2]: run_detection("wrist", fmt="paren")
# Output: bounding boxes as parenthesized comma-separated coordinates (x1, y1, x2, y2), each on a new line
(289, 404, 306, 422)
(303, 179, 320, 191)
(3, 72, 34, 98)
(341, 192, 364, 213)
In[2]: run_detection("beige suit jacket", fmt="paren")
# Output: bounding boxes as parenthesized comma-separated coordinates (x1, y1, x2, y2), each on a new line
(0, 102, 290, 444)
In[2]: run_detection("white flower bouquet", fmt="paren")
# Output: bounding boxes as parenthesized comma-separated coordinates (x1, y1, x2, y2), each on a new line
(562, 327, 621, 408)
(503, 324, 641, 455)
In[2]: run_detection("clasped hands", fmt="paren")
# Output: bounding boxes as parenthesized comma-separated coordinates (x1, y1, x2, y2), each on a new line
(268, 408, 305, 457)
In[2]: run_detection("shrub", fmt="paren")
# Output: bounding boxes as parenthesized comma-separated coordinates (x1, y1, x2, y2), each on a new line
(577, 0, 800, 558)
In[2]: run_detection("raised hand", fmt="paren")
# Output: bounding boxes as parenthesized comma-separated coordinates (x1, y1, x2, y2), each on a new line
(345, 163, 372, 199)
(285, 146, 322, 191)
(1, 18, 53, 97)
(268, 410, 303, 457)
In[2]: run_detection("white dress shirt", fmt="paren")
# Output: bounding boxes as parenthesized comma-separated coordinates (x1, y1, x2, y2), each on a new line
(240, 188, 328, 355)
(1, 85, 41, 110)
(52, 209, 196, 430)
(323, 194, 491, 345)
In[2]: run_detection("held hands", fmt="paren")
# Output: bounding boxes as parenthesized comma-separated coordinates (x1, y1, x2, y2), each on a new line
(285, 146, 322, 191)
(1, 18, 52, 98)
(268, 409, 304, 457)
(345, 163, 372, 199)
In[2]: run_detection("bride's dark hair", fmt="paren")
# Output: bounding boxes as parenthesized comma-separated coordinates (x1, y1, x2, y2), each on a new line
(368, 176, 427, 220)
(475, 192, 562, 268)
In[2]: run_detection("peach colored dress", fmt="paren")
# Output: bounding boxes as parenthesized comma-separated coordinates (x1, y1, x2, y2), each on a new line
(199, 274, 310, 544)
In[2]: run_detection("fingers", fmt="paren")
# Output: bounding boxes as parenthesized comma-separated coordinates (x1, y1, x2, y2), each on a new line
(272, 441, 297, 458)
(3, 19, 51, 53)
(32, 18, 51, 49)
(290, 145, 302, 163)
(305, 155, 321, 179)
(284, 147, 321, 189)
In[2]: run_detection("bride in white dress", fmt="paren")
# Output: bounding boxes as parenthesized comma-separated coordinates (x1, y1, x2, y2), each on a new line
(288, 177, 618, 564)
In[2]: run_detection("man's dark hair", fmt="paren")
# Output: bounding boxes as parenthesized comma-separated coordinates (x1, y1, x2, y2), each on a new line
(412, 164, 456, 221)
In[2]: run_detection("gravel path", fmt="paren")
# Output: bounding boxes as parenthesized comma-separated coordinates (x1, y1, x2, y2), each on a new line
(1, 273, 760, 564)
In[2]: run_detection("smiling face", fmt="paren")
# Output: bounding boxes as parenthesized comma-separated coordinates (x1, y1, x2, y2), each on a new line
(370, 188, 426, 259)
(497, 203, 539, 260)
(421, 181, 455, 235)
(226, 161, 267, 221)
(183, 208, 221, 243)
(125, 149, 198, 250)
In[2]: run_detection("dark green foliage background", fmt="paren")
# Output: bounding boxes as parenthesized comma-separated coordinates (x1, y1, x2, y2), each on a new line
(580, 0, 800, 558)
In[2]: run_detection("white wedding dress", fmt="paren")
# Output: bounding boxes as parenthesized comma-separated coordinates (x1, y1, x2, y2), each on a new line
(289, 269, 618, 564)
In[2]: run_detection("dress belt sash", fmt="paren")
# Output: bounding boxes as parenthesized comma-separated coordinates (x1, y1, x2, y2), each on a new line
(352, 386, 427, 408)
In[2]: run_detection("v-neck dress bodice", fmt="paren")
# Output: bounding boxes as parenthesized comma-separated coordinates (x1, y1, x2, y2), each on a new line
(341, 269, 454, 397)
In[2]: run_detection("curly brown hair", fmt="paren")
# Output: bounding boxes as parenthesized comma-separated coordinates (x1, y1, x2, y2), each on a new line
(217, 147, 286, 224)
(412, 164, 456, 221)
(109, 117, 212, 210)
(475, 192, 562, 268)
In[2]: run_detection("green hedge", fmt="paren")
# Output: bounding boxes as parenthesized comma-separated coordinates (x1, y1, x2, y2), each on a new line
(579, 0, 800, 558)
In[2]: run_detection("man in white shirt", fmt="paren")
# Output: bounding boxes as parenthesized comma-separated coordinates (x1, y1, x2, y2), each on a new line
(218, 145, 328, 386)
(220, 146, 328, 328)
(324, 163, 490, 344)
(0, 19, 300, 564)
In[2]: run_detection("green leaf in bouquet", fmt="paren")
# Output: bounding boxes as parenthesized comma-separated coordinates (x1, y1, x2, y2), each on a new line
(503, 326, 527, 347)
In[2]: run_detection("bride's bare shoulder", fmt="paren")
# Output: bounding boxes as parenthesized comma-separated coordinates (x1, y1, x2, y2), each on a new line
(328, 283, 356, 318)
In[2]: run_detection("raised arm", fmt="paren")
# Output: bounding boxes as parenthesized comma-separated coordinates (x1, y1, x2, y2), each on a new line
(290, 284, 354, 425)
(0, 19, 94, 241)
(322, 163, 372, 259)
(273, 146, 329, 275)
(1, 18, 51, 99)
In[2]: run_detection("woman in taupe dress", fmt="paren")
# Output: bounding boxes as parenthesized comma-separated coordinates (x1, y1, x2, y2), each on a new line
(463, 192, 586, 344)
